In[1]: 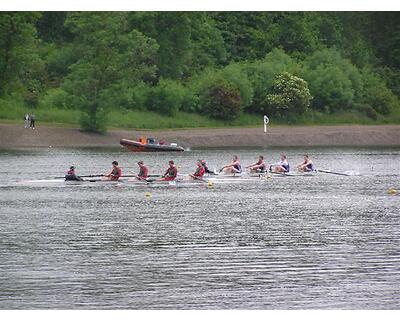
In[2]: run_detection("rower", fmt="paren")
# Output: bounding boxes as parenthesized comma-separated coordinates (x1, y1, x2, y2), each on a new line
(162, 160, 178, 181)
(270, 154, 290, 173)
(190, 160, 206, 179)
(201, 159, 215, 175)
(65, 166, 83, 181)
(297, 154, 315, 172)
(105, 161, 122, 181)
(136, 160, 148, 180)
(221, 155, 242, 174)
(246, 155, 266, 173)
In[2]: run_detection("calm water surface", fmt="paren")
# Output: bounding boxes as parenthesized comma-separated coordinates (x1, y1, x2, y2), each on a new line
(0, 147, 399, 309)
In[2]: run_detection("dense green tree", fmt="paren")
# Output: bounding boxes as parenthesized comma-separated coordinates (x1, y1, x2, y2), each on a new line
(303, 48, 363, 112)
(1, 12, 399, 125)
(203, 80, 242, 120)
(0, 12, 43, 95)
(245, 48, 301, 113)
(62, 12, 158, 132)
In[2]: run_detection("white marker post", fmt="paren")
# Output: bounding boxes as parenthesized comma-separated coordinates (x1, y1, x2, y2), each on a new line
(263, 115, 269, 133)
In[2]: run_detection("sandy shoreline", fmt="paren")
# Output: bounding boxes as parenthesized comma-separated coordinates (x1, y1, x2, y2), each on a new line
(0, 123, 399, 149)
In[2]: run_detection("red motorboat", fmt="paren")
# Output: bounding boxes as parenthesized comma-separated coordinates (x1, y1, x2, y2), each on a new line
(120, 137, 185, 152)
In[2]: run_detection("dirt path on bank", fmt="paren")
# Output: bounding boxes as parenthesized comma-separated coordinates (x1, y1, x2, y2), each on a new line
(0, 123, 399, 149)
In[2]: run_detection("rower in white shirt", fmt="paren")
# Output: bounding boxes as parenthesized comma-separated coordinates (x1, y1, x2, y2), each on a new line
(270, 154, 290, 173)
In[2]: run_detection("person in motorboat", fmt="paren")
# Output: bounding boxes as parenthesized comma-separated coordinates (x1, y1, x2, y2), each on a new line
(162, 160, 178, 181)
(270, 154, 290, 173)
(246, 155, 267, 173)
(296, 154, 315, 172)
(104, 161, 122, 181)
(65, 166, 83, 181)
(220, 155, 242, 174)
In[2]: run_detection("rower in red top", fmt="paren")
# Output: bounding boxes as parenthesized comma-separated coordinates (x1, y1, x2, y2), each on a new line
(136, 160, 148, 181)
(105, 161, 122, 181)
(190, 160, 206, 180)
(162, 160, 178, 181)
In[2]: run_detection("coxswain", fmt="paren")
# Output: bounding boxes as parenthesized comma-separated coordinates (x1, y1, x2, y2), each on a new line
(105, 161, 122, 181)
(270, 154, 290, 173)
(246, 155, 266, 173)
(65, 166, 83, 181)
(162, 160, 178, 181)
(190, 160, 206, 180)
(221, 155, 242, 174)
(297, 154, 315, 172)
(136, 160, 148, 180)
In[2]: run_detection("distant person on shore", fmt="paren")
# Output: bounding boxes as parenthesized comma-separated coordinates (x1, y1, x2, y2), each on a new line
(29, 113, 36, 129)
(270, 154, 290, 173)
(135, 160, 148, 181)
(65, 166, 83, 181)
(246, 155, 266, 173)
(104, 161, 122, 181)
(220, 155, 242, 174)
(24, 114, 30, 128)
(297, 154, 315, 172)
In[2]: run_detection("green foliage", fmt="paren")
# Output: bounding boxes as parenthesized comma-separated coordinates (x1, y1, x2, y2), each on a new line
(202, 80, 242, 120)
(264, 72, 312, 116)
(41, 88, 69, 109)
(146, 79, 185, 116)
(0, 12, 44, 95)
(62, 12, 158, 132)
(1, 12, 400, 129)
(303, 48, 363, 112)
(360, 68, 398, 115)
(245, 48, 301, 113)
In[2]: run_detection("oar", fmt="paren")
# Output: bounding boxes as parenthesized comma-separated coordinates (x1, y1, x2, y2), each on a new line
(317, 169, 351, 176)
(52, 174, 105, 179)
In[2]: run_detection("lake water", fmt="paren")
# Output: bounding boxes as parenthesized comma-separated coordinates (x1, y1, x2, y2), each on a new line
(0, 147, 399, 309)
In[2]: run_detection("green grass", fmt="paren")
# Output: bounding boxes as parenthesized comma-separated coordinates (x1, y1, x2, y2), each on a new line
(1, 96, 400, 130)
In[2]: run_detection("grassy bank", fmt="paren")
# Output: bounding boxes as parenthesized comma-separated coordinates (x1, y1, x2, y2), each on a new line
(1, 98, 400, 130)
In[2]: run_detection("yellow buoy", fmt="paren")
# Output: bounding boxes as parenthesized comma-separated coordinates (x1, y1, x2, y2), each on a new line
(207, 181, 214, 189)
(145, 192, 152, 198)
(388, 188, 397, 195)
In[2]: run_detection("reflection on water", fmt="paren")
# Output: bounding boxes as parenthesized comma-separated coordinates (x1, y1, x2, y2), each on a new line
(0, 147, 399, 309)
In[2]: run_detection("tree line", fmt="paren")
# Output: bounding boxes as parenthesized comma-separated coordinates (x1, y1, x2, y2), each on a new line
(0, 12, 399, 131)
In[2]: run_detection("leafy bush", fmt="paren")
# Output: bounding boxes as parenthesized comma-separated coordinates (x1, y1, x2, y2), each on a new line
(244, 48, 301, 113)
(188, 65, 252, 116)
(220, 63, 253, 108)
(40, 88, 69, 109)
(80, 105, 107, 133)
(202, 80, 242, 120)
(264, 72, 312, 116)
(360, 68, 398, 115)
(303, 48, 363, 112)
(146, 79, 185, 116)
(363, 105, 379, 120)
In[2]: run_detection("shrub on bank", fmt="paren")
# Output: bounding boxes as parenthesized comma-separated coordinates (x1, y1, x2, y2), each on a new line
(145, 79, 185, 116)
(202, 80, 242, 120)
(263, 72, 312, 117)
(302, 48, 363, 113)
(244, 48, 301, 113)
(360, 68, 399, 115)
